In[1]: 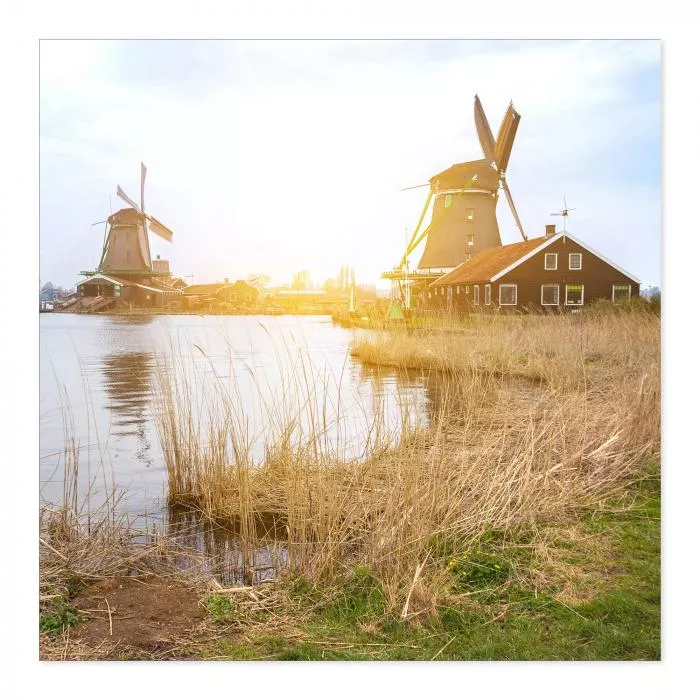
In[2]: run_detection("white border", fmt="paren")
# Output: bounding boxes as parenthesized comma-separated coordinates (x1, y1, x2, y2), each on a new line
(612, 283, 632, 303)
(545, 252, 558, 270)
(484, 283, 491, 305)
(474, 284, 479, 304)
(499, 283, 517, 305)
(569, 252, 583, 270)
(565, 284, 585, 306)
(541, 283, 560, 305)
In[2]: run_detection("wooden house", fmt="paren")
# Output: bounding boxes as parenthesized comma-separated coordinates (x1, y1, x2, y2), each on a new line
(183, 280, 260, 308)
(423, 227, 640, 313)
(76, 273, 171, 308)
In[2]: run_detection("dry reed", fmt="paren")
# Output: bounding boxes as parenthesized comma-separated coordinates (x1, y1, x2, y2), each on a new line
(153, 309, 660, 609)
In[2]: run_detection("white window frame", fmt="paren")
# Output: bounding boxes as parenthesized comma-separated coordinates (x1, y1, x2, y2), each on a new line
(440, 287, 444, 295)
(467, 234, 475, 247)
(466, 208, 475, 221)
(474, 285, 479, 305)
(499, 284, 517, 306)
(612, 284, 632, 303)
(484, 284, 491, 305)
(569, 253, 582, 270)
(541, 284, 560, 306)
(444, 194, 452, 209)
(544, 253, 558, 270)
(465, 285, 470, 294)
(565, 284, 584, 306)
(456, 285, 460, 295)
(245, 292, 252, 302)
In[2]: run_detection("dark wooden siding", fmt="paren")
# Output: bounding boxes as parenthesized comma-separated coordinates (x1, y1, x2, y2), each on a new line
(422, 235, 639, 313)
(497, 236, 639, 309)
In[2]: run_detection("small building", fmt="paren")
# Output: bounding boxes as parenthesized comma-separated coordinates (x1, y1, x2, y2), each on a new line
(76, 273, 170, 308)
(424, 227, 640, 313)
(183, 280, 260, 308)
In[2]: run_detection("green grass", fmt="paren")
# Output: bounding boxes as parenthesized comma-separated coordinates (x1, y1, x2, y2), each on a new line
(39, 600, 84, 636)
(201, 467, 660, 660)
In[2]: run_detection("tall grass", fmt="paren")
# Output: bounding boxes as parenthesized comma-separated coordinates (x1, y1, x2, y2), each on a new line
(153, 309, 660, 610)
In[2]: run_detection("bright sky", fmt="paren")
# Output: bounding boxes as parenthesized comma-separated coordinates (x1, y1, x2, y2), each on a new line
(40, 39, 660, 289)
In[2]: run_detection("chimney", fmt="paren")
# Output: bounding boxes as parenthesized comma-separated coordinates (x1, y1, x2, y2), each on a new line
(545, 224, 556, 237)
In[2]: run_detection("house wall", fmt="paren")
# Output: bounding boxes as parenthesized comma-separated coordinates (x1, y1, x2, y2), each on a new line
(422, 236, 639, 313)
(496, 236, 639, 310)
(217, 281, 260, 306)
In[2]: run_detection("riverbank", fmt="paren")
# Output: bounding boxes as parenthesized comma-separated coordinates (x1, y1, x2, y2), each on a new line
(39, 462, 659, 660)
(39, 307, 660, 659)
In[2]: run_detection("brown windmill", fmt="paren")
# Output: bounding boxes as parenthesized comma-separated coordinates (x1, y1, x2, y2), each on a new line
(385, 95, 527, 295)
(94, 163, 174, 280)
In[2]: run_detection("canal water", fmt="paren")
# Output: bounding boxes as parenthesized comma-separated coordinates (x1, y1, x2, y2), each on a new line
(40, 314, 432, 526)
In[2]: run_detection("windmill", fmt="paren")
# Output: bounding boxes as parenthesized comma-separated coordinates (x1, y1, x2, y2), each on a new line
(382, 95, 527, 311)
(550, 197, 575, 232)
(95, 163, 174, 279)
(391, 95, 526, 276)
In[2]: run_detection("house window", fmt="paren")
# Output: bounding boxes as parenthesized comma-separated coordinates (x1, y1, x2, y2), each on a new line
(231, 293, 238, 302)
(441, 287, 444, 295)
(499, 284, 517, 305)
(245, 292, 252, 302)
(467, 234, 475, 247)
(484, 284, 491, 305)
(474, 285, 479, 305)
(464, 285, 470, 295)
(541, 284, 560, 305)
(428, 292, 432, 299)
(444, 194, 452, 208)
(565, 284, 584, 306)
(612, 284, 631, 303)
(569, 253, 582, 270)
(456, 285, 461, 295)
(466, 208, 475, 221)
(544, 253, 557, 270)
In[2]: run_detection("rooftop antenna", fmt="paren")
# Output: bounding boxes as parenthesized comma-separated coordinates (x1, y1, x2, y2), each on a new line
(550, 196, 575, 232)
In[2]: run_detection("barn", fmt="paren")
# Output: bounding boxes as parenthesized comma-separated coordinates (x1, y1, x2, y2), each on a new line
(423, 227, 640, 313)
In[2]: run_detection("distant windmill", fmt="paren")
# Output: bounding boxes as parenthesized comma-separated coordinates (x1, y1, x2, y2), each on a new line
(95, 163, 174, 279)
(550, 197, 576, 232)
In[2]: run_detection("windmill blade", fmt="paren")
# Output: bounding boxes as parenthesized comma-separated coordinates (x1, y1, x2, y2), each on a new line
(399, 188, 434, 268)
(474, 95, 497, 165)
(400, 183, 430, 191)
(146, 215, 173, 242)
(494, 102, 521, 173)
(116, 185, 142, 213)
(501, 179, 527, 241)
(140, 162, 147, 212)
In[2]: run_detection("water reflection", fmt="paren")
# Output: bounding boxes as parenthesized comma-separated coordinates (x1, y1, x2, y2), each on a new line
(166, 505, 288, 586)
(101, 351, 155, 465)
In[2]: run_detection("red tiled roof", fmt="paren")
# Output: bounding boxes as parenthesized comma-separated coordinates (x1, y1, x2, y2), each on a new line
(430, 236, 551, 287)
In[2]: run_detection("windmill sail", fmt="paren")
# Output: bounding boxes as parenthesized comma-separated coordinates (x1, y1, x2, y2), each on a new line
(117, 185, 141, 212)
(147, 215, 174, 242)
(140, 162, 147, 212)
(501, 180, 527, 241)
(494, 103, 521, 173)
(474, 95, 497, 165)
